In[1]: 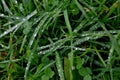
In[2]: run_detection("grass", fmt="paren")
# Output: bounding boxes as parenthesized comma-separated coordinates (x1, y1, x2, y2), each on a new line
(0, 0, 120, 80)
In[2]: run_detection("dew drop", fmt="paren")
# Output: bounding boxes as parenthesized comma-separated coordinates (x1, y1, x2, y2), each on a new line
(86, 37, 90, 40)
(26, 67, 28, 70)
(75, 48, 78, 50)
(58, 69, 60, 72)
(41, 30, 44, 32)
(15, 0, 18, 4)
(72, 66, 75, 70)
(4, 31, 7, 35)
(1, 14, 4, 16)
(38, 51, 42, 55)
(22, 19, 26, 21)
(33, 33, 37, 37)
(16, 17, 19, 19)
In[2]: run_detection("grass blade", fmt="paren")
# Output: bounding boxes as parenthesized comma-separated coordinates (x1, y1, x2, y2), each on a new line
(56, 52, 65, 80)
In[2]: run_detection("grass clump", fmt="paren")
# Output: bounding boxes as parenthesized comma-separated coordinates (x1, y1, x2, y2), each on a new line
(0, 0, 120, 80)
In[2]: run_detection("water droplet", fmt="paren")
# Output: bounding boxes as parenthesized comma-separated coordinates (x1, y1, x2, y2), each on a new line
(33, 33, 37, 37)
(1, 14, 4, 16)
(86, 37, 90, 40)
(4, 31, 7, 34)
(41, 30, 44, 32)
(38, 51, 42, 55)
(75, 48, 78, 50)
(72, 66, 75, 70)
(26, 67, 28, 70)
(58, 69, 61, 73)
(22, 19, 26, 21)
(15, 0, 18, 4)
(57, 46, 60, 48)
(16, 17, 19, 19)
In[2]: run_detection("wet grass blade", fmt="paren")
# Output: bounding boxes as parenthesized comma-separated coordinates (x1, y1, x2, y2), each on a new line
(55, 52, 65, 80)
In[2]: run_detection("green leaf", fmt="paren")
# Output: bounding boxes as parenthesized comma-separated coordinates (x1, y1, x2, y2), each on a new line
(41, 75, 49, 80)
(78, 67, 92, 76)
(76, 57, 84, 69)
(0, 63, 6, 68)
(44, 68, 54, 78)
(83, 74, 92, 80)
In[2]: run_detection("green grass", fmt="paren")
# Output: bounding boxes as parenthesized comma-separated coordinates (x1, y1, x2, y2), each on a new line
(0, 0, 120, 80)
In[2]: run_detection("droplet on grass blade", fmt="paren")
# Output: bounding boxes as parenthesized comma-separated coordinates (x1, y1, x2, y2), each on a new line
(16, 17, 20, 19)
(14, 0, 18, 4)
(0, 14, 4, 17)
(38, 51, 45, 55)
(42, 30, 44, 32)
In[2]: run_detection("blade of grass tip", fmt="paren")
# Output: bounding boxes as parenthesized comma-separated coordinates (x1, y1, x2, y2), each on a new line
(0, 10, 37, 38)
(75, 0, 89, 20)
(19, 35, 27, 53)
(55, 52, 65, 80)
(73, 19, 87, 33)
(0, 43, 9, 49)
(63, 9, 72, 37)
(94, 47, 106, 67)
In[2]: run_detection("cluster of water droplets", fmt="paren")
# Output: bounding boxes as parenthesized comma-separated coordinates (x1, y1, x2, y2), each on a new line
(0, 10, 37, 38)
(38, 44, 62, 55)
(0, 13, 20, 20)
(38, 39, 68, 55)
